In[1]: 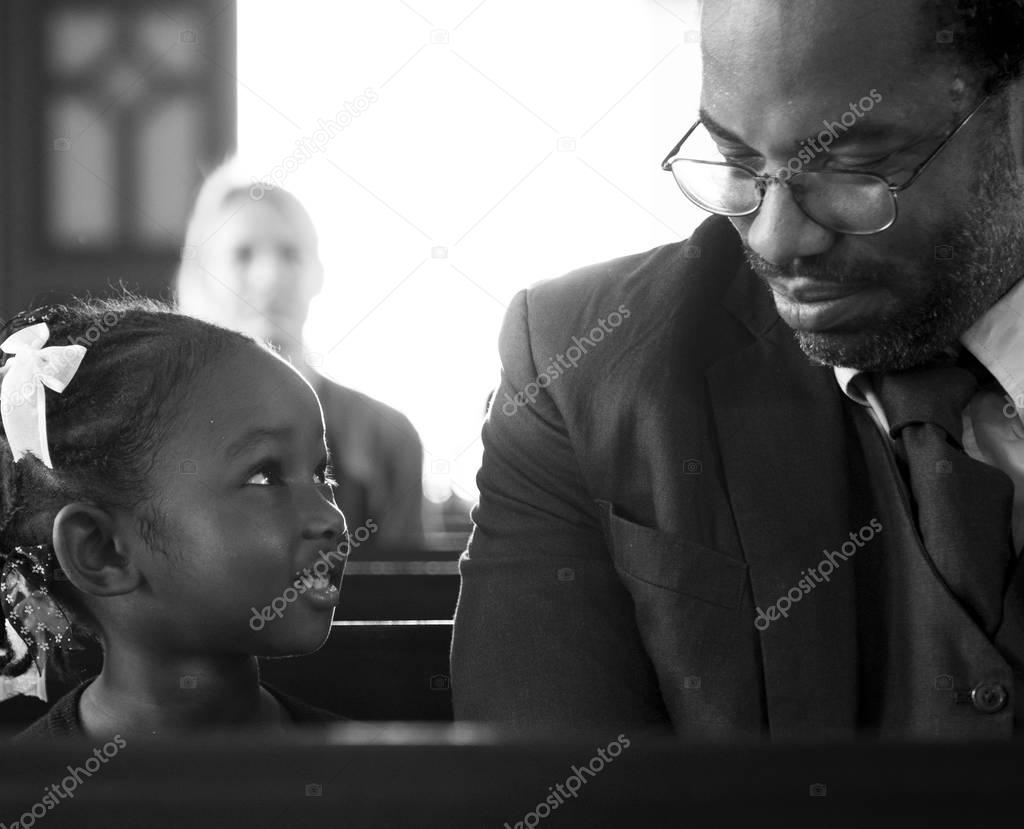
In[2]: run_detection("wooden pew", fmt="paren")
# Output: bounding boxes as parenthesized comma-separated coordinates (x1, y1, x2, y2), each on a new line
(259, 621, 454, 721)
(337, 560, 459, 620)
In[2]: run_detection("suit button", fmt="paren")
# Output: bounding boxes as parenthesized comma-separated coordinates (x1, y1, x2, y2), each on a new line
(971, 682, 1008, 714)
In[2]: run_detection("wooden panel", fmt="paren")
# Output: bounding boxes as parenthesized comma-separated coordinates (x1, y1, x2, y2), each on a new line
(0, 620, 455, 728)
(0, 0, 236, 317)
(259, 622, 454, 722)
(337, 572, 460, 621)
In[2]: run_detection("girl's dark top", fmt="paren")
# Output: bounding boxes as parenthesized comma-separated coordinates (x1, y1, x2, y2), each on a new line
(10, 679, 341, 741)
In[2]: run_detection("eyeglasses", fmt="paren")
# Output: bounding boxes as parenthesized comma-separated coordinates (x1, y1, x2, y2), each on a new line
(660, 95, 991, 235)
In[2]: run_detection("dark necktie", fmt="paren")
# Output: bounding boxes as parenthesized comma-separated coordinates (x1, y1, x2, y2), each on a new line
(871, 357, 1015, 637)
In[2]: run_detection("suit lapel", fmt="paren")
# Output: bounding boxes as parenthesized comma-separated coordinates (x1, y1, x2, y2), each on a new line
(995, 546, 1024, 673)
(706, 265, 863, 737)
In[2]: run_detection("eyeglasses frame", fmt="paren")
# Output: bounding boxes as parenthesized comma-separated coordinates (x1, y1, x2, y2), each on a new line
(659, 94, 993, 235)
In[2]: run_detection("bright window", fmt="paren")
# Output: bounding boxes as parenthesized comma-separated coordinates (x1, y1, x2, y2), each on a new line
(237, 0, 704, 503)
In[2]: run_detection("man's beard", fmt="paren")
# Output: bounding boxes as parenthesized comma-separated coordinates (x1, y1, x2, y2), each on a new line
(743, 140, 1024, 371)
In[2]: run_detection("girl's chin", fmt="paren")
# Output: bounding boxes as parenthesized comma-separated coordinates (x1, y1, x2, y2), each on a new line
(260, 621, 334, 658)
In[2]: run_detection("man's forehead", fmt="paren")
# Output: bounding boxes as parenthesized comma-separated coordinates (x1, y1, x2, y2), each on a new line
(698, 0, 957, 144)
(700, 0, 934, 102)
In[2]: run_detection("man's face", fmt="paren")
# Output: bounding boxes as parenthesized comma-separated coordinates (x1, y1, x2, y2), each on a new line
(194, 197, 322, 347)
(700, 0, 1024, 370)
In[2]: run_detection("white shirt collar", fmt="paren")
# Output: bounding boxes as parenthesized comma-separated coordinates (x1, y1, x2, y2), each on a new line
(961, 276, 1024, 412)
(833, 276, 1024, 415)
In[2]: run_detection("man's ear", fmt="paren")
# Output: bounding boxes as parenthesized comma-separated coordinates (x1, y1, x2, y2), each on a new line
(51, 503, 141, 597)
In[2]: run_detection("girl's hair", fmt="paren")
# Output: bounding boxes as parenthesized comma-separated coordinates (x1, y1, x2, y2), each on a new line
(0, 294, 259, 680)
(174, 157, 321, 317)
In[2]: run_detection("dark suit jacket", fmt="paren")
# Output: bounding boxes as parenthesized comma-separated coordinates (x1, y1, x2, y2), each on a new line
(315, 377, 424, 549)
(450, 215, 1024, 738)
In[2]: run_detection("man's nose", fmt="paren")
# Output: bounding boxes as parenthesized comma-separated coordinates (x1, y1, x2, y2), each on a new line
(742, 180, 835, 265)
(245, 255, 284, 293)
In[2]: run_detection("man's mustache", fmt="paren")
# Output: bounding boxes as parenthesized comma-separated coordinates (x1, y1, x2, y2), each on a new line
(743, 246, 883, 285)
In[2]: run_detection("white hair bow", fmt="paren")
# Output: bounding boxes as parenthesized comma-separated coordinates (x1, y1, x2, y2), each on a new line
(0, 323, 87, 469)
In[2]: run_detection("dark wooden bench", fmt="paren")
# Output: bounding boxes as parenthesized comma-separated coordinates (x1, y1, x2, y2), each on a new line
(1, 621, 454, 730)
(260, 621, 453, 721)
(338, 560, 459, 620)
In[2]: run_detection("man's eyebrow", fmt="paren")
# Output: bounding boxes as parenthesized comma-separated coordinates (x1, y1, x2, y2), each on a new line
(699, 109, 750, 145)
(699, 109, 917, 151)
(222, 426, 294, 461)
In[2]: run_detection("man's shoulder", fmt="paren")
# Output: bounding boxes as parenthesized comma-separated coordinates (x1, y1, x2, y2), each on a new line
(513, 216, 760, 370)
(529, 216, 746, 316)
(316, 379, 420, 443)
(319, 381, 404, 418)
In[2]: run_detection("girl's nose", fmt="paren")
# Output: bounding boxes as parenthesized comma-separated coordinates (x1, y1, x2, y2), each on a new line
(303, 497, 348, 543)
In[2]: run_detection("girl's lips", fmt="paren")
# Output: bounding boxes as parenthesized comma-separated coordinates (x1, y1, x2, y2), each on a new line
(289, 556, 345, 612)
(300, 582, 340, 610)
(293, 550, 346, 589)
(293, 568, 343, 592)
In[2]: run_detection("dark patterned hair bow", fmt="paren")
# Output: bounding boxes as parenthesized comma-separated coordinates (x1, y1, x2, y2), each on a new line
(0, 543, 70, 701)
(0, 305, 63, 350)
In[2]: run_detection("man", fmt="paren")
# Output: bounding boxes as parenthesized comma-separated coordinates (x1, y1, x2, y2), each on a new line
(175, 161, 425, 550)
(451, 0, 1024, 739)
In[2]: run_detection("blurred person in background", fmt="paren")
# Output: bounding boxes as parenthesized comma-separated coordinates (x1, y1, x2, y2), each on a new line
(175, 159, 425, 550)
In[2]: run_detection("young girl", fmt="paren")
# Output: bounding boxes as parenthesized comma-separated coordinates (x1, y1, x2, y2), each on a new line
(0, 296, 349, 739)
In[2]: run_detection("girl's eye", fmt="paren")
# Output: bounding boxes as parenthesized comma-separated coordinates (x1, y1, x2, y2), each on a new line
(245, 460, 337, 490)
(245, 462, 282, 487)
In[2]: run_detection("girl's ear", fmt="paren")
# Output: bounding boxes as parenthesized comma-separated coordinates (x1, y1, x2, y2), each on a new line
(51, 503, 141, 597)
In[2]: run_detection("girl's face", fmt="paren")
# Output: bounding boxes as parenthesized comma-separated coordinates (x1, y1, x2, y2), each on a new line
(198, 197, 322, 343)
(126, 345, 347, 658)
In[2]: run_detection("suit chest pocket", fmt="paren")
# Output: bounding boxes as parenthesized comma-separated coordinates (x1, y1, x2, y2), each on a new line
(598, 500, 748, 609)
